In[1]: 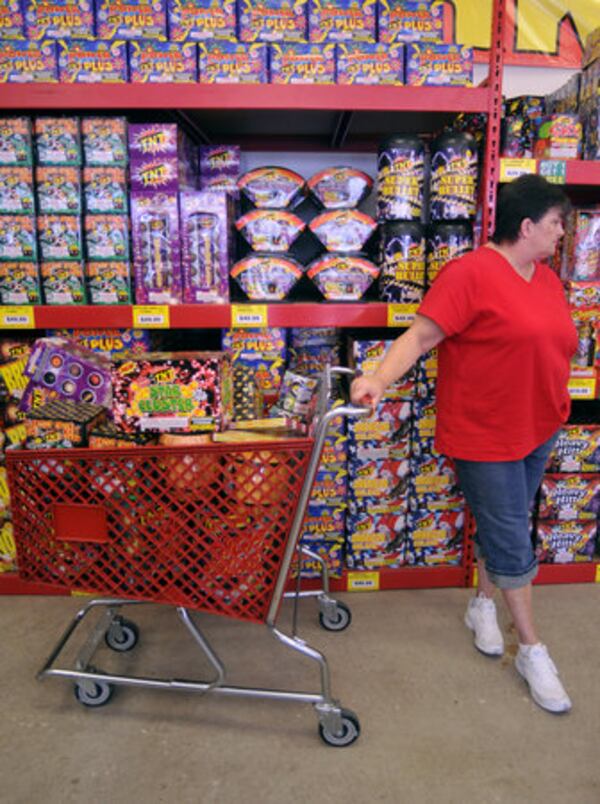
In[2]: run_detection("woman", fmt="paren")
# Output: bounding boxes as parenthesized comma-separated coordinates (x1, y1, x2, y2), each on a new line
(351, 174, 578, 714)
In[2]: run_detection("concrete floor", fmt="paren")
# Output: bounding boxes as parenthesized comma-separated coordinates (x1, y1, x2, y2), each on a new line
(1, 584, 599, 804)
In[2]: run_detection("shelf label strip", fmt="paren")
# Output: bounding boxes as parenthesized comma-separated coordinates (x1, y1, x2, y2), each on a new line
(499, 158, 537, 182)
(538, 160, 567, 184)
(0, 306, 35, 329)
(387, 304, 417, 328)
(132, 305, 170, 328)
(231, 304, 268, 328)
(347, 571, 380, 592)
(568, 376, 597, 400)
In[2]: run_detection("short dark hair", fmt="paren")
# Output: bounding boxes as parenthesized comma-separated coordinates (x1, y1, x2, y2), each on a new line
(492, 174, 571, 244)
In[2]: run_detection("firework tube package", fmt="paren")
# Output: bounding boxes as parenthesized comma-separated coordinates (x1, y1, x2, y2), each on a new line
(429, 130, 478, 221)
(0, 40, 58, 82)
(57, 39, 128, 82)
(40, 262, 86, 304)
(0, 263, 41, 305)
(238, 0, 308, 43)
(426, 221, 472, 284)
(0, 167, 35, 214)
(377, 134, 425, 221)
(199, 145, 240, 192)
(379, 221, 426, 303)
(378, 0, 443, 44)
(168, 0, 237, 41)
(131, 191, 182, 304)
(83, 167, 128, 214)
(405, 43, 473, 86)
(308, 166, 372, 209)
(0, 118, 33, 166)
(548, 425, 600, 473)
(85, 261, 132, 304)
(25, 401, 106, 449)
(198, 41, 268, 83)
(270, 43, 335, 84)
(539, 474, 600, 521)
(308, 0, 376, 43)
(307, 253, 379, 300)
(536, 521, 598, 564)
(95, 0, 167, 40)
(111, 351, 233, 433)
(81, 117, 128, 166)
(180, 190, 232, 304)
(129, 40, 197, 82)
(34, 117, 80, 166)
(309, 209, 377, 252)
(236, 209, 305, 252)
(336, 42, 404, 85)
(230, 254, 304, 300)
(0, 1, 25, 39)
(37, 215, 82, 261)
(238, 166, 305, 209)
(35, 166, 81, 215)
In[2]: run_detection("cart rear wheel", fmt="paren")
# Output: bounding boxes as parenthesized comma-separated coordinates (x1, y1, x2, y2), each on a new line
(105, 618, 139, 652)
(318, 708, 360, 747)
(74, 680, 114, 708)
(319, 601, 352, 632)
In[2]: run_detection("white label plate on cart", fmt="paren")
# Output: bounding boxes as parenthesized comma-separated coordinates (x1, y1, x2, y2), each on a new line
(347, 571, 380, 592)
(387, 304, 417, 327)
(231, 304, 268, 328)
(132, 305, 170, 328)
(0, 306, 34, 328)
(499, 159, 536, 182)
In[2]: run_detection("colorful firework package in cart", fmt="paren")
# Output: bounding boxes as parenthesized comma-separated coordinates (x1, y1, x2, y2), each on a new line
(24, 400, 106, 449)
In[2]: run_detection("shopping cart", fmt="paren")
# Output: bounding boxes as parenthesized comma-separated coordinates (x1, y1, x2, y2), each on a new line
(6, 367, 370, 747)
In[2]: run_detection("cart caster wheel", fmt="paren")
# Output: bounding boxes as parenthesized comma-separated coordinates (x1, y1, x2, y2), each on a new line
(319, 709, 360, 747)
(319, 601, 352, 632)
(74, 679, 114, 708)
(105, 618, 139, 652)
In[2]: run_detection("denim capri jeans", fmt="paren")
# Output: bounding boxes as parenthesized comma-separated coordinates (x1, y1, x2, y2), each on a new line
(453, 432, 559, 590)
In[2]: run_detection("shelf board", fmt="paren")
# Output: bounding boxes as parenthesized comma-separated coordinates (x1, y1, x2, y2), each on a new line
(534, 562, 598, 585)
(293, 565, 467, 593)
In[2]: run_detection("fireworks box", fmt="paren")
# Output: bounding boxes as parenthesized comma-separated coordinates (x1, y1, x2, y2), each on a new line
(536, 521, 598, 564)
(88, 422, 158, 449)
(34, 117, 81, 166)
(294, 539, 344, 578)
(85, 261, 132, 305)
(350, 339, 416, 399)
(84, 214, 129, 261)
(0, 166, 35, 214)
(346, 544, 405, 570)
(0, 338, 33, 365)
(47, 328, 152, 357)
(405, 43, 473, 87)
(57, 39, 128, 83)
(348, 438, 409, 462)
(0, 1, 25, 39)
(199, 145, 240, 192)
(336, 42, 404, 85)
(197, 41, 268, 83)
(81, 117, 128, 166)
(222, 327, 287, 409)
(37, 215, 83, 261)
(566, 282, 600, 309)
(549, 425, 600, 473)
(0, 356, 29, 401)
(411, 396, 437, 440)
(95, 0, 167, 40)
(310, 466, 348, 505)
(25, 400, 106, 449)
(239, 0, 308, 42)
(128, 40, 197, 82)
(560, 208, 600, 282)
(538, 474, 600, 521)
(40, 261, 86, 304)
(0, 216, 37, 261)
(24, 0, 95, 39)
(128, 122, 192, 161)
(130, 191, 182, 304)
(111, 351, 233, 433)
(347, 456, 411, 503)
(168, 0, 237, 42)
(83, 167, 128, 214)
(405, 508, 464, 566)
(346, 509, 407, 552)
(0, 40, 58, 82)
(308, 0, 376, 43)
(347, 399, 412, 444)
(270, 43, 335, 84)
(35, 166, 81, 214)
(300, 503, 346, 543)
(0, 262, 41, 305)
(533, 114, 582, 160)
(0, 118, 33, 166)
(378, 0, 443, 44)
(180, 190, 232, 304)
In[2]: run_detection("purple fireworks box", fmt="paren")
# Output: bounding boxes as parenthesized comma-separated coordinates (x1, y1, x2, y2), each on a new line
(57, 39, 128, 83)
(197, 41, 268, 83)
(95, 0, 167, 40)
(0, 1, 25, 39)
(270, 43, 335, 84)
(405, 43, 473, 86)
(131, 191, 183, 304)
(378, 0, 444, 44)
(180, 191, 232, 304)
(199, 145, 240, 192)
(336, 42, 404, 85)
(238, 0, 308, 43)
(128, 122, 187, 159)
(24, 0, 95, 40)
(308, 0, 376, 43)
(167, 0, 237, 42)
(128, 123, 196, 190)
(0, 39, 58, 82)
(128, 40, 197, 82)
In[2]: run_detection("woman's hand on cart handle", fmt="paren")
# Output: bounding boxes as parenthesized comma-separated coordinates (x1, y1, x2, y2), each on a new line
(350, 374, 386, 411)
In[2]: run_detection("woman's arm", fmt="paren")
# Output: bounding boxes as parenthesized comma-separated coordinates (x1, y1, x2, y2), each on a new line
(350, 314, 445, 408)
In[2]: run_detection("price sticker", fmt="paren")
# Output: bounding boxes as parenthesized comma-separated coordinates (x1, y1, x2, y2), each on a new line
(347, 571, 380, 592)
(538, 160, 567, 184)
(0, 306, 35, 328)
(132, 305, 170, 328)
(387, 304, 417, 327)
(568, 376, 597, 400)
(595, 565, 600, 584)
(472, 567, 478, 588)
(231, 304, 268, 328)
(499, 158, 536, 182)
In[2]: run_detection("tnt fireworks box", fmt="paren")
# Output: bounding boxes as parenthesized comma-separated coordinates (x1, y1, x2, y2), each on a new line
(37, 215, 83, 262)
(539, 474, 600, 521)
(404, 509, 464, 566)
(549, 425, 600, 472)
(308, 0, 376, 43)
(35, 166, 81, 215)
(346, 543, 405, 570)
(405, 43, 473, 87)
(347, 399, 412, 446)
(129, 40, 198, 82)
(40, 261, 87, 304)
(0, 39, 58, 82)
(84, 214, 129, 261)
(25, 400, 106, 449)
(199, 145, 240, 193)
(111, 351, 233, 433)
(95, 0, 167, 40)
(130, 157, 190, 193)
(336, 42, 404, 85)
(24, 0, 95, 39)
(83, 167, 128, 214)
(0, 118, 33, 166)
(57, 39, 128, 83)
(130, 191, 183, 304)
(270, 43, 335, 84)
(238, 0, 308, 43)
(0, 216, 37, 261)
(350, 339, 416, 399)
(85, 261, 132, 304)
(81, 117, 128, 167)
(167, 0, 236, 41)
(0, 166, 34, 214)
(197, 41, 268, 83)
(346, 509, 407, 552)
(536, 521, 598, 564)
(128, 122, 190, 160)
(34, 117, 81, 166)
(0, 262, 41, 305)
(180, 190, 232, 304)
(0, 1, 25, 39)
(347, 456, 411, 503)
(378, 0, 444, 44)
(128, 123, 196, 191)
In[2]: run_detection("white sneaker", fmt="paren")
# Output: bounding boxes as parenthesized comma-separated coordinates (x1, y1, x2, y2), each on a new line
(515, 643, 572, 714)
(464, 595, 504, 656)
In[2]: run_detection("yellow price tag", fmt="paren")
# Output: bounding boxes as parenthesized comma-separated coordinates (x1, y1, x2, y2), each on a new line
(231, 304, 268, 328)
(595, 565, 600, 584)
(132, 305, 170, 328)
(0, 306, 35, 328)
(499, 158, 537, 182)
(347, 571, 380, 592)
(387, 304, 417, 327)
(568, 377, 597, 400)
(472, 567, 478, 588)
(71, 590, 95, 597)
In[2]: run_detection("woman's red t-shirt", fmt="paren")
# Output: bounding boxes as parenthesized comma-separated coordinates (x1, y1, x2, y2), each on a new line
(417, 246, 578, 461)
